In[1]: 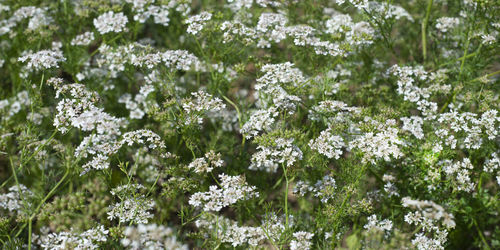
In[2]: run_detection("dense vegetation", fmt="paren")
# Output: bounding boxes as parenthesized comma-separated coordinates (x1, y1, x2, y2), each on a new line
(0, 0, 499, 249)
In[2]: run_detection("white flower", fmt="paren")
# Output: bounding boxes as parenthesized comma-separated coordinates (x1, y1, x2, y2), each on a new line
(367, 2, 414, 21)
(402, 197, 456, 230)
(81, 154, 109, 175)
(189, 174, 258, 212)
(481, 33, 496, 45)
(121, 224, 188, 250)
(0, 185, 34, 213)
(186, 11, 212, 35)
(250, 138, 303, 173)
(484, 153, 500, 173)
(255, 62, 306, 111)
(440, 158, 475, 192)
(435, 17, 460, 33)
(325, 14, 353, 34)
(71, 31, 95, 46)
(240, 108, 278, 139)
(349, 127, 403, 164)
(39, 225, 108, 250)
(94, 11, 128, 34)
(18, 48, 66, 71)
(290, 231, 314, 250)
(161, 50, 204, 71)
(401, 116, 424, 139)
(182, 91, 226, 114)
(195, 213, 282, 247)
(107, 196, 155, 224)
(188, 150, 224, 173)
(293, 176, 336, 203)
(309, 128, 345, 159)
(364, 215, 393, 232)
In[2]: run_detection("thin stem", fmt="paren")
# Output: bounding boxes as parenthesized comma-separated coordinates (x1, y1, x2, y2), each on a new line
(281, 163, 289, 230)
(459, 29, 472, 81)
(470, 69, 500, 83)
(473, 219, 491, 250)
(10, 157, 29, 211)
(38, 71, 45, 92)
(332, 164, 367, 246)
(19, 130, 58, 170)
(219, 93, 243, 129)
(28, 222, 32, 250)
(439, 51, 477, 67)
(422, 0, 433, 61)
(16, 167, 70, 239)
(146, 173, 161, 197)
(31, 167, 70, 217)
(439, 23, 473, 113)
(410, 224, 424, 236)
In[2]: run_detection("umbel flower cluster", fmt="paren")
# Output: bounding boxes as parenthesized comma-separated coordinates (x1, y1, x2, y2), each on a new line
(0, 0, 499, 249)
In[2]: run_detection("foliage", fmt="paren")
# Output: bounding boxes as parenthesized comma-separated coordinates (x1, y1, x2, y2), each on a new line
(0, 0, 499, 249)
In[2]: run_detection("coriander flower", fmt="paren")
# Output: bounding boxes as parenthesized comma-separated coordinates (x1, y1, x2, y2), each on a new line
(94, 11, 128, 34)
(18, 48, 66, 71)
(186, 11, 212, 35)
(189, 174, 259, 212)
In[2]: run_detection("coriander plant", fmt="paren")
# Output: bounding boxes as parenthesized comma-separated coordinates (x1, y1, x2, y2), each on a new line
(0, 0, 499, 249)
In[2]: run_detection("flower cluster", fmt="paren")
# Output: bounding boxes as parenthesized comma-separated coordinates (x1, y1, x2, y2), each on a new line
(309, 128, 345, 159)
(93, 11, 128, 34)
(38, 225, 108, 250)
(189, 174, 258, 211)
(70, 32, 95, 46)
(1, 0, 499, 249)
(254, 62, 305, 111)
(0, 91, 30, 124)
(349, 119, 403, 164)
(121, 224, 188, 250)
(0, 185, 33, 214)
(363, 215, 393, 233)
(290, 231, 314, 250)
(194, 212, 288, 247)
(440, 158, 475, 192)
(182, 90, 226, 126)
(402, 197, 456, 250)
(240, 107, 278, 139)
(435, 17, 460, 33)
(0, 6, 52, 35)
(108, 195, 155, 224)
(118, 84, 156, 119)
(294, 176, 337, 203)
(249, 138, 303, 172)
(18, 43, 66, 72)
(186, 11, 212, 35)
(484, 153, 500, 186)
(187, 150, 224, 173)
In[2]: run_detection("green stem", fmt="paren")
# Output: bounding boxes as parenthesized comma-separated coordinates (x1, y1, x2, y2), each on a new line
(146, 173, 161, 197)
(32, 167, 70, 217)
(471, 69, 500, 83)
(422, 0, 433, 61)
(439, 51, 477, 66)
(333, 164, 367, 246)
(28, 222, 32, 250)
(16, 167, 70, 240)
(459, 30, 472, 81)
(19, 130, 58, 170)
(281, 163, 289, 230)
(38, 72, 45, 92)
(10, 157, 29, 211)
(440, 24, 473, 113)
(473, 219, 491, 250)
(410, 225, 424, 236)
(219, 93, 243, 129)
